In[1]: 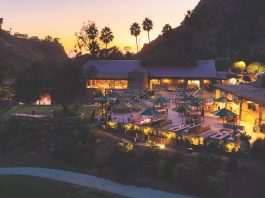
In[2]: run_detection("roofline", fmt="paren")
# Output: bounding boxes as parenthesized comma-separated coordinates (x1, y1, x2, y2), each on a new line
(213, 84, 265, 106)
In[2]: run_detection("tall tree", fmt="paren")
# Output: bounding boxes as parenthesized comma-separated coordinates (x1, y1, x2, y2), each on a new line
(162, 24, 172, 35)
(86, 23, 98, 40)
(100, 27, 114, 49)
(75, 22, 99, 56)
(130, 22, 141, 53)
(89, 40, 100, 57)
(142, 18, 153, 43)
(14, 64, 45, 103)
(53, 60, 85, 116)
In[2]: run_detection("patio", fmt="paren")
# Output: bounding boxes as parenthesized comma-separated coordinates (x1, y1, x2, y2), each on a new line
(94, 88, 265, 149)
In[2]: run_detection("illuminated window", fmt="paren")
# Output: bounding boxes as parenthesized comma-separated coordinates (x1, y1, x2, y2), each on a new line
(88, 80, 128, 89)
(188, 80, 200, 88)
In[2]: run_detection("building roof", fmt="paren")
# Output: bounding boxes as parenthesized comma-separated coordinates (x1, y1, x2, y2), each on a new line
(214, 84, 265, 106)
(83, 60, 218, 79)
(83, 60, 141, 79)
(216, 72, 238, 80)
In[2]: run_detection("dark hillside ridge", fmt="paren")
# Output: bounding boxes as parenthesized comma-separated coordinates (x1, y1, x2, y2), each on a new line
(140, 0, 265, 63)
(0, 30, 68, 70)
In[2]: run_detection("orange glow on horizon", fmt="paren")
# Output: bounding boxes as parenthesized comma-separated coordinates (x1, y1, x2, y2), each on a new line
(1, 0, 200, 56)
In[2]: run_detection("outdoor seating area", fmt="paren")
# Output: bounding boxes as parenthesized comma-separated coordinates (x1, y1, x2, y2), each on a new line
(91, 85, 265, 151)
(199, 127, 243, 142)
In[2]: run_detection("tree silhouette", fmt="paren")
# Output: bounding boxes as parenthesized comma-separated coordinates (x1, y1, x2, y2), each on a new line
(75, 22, 100, 56)
(130, 22, 141, 53)
(0, 18, 3, 30)
(89, 40, 100, 57)
(100, 27, 114, 49)
(162, 24, 172, 35)
(86, 23, 98, 40)
(45, 35, 53, 42)
(142, 18, 153, 43)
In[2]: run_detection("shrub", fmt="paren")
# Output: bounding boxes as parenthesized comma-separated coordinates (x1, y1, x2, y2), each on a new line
(251, 139, 265, 162)
(226, 156, 238, 172)
(205, 170, 226, 198)
(108, 143, 136, 178)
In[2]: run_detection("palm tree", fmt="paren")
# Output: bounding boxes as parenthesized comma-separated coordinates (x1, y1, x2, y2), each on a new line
(89, 40, 100, 57)
(100, 27, 114, 49)
(162, 24, 172, 35)
(130, 22, 141, 53)
(86, 23, 98, 41)
(142, 18, 153, 43)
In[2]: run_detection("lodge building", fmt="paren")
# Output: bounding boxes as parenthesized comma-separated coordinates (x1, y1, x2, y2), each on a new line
(83, 60, 236, 91)
(214, 74, 265, 133)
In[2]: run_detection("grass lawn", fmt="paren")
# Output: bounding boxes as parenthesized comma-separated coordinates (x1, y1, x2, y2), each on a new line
(0, 104, 99, 123)
(0, 175, 125, 198)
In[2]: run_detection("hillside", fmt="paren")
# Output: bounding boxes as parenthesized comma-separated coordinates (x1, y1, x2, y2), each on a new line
(140, 0, 265, 64)
(0, 30, 68, 70)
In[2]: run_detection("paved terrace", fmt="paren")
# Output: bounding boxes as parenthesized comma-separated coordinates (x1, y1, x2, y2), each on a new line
(0, 167, 195, 198)
(110, 99, 264, 143)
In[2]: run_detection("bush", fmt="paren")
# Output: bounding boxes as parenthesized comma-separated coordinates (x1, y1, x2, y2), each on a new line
(251, 139, 265, 162)
(226, 156, 238, 172)
(108, 143, 136, 178)
(205, 170, 226, 198)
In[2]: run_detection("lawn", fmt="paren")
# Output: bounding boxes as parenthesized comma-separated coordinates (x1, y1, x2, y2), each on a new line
(0, 104, 99, 122)
(0, 175, 125, 198)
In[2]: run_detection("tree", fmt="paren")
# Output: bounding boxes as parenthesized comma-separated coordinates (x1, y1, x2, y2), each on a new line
(98, 46, 124, 59)
(53, 60, 86, 116)
(142, 18, 153, 43)
(162, 24, 172, 35)
(45, 35, 53, 42)
(251, 139, 265, 161)
(88, 40, 100, 57)
(247, 62, 265, 74)
(130, 22, 141, 53)
(86, 23, 98, 41)
(75, 22, 99, 56)
(15, 64, 45, 103)
(100, 27, 114, 49)
(0, 18, 3, 30)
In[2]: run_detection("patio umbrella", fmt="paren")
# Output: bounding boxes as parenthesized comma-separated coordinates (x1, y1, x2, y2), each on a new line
(140, 107, 161, 116)
(112, 102, 130, 112)
(152, 97, 170, 104)
(212, 108, 238, 124)
(172, 105, 192, 123)
(126, 89, 143, 97)
(112, 102, 130, 123)
(108, 91, 120, 99)
(176, 90, 189, 98)
(188, 98, 204, 109)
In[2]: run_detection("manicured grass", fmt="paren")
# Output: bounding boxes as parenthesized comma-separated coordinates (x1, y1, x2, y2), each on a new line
(0, 175, 125, 198)
(0, 104, 99, 122)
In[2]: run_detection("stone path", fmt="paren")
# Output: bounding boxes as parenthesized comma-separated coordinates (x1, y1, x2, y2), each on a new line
(0, 167, 195, 198)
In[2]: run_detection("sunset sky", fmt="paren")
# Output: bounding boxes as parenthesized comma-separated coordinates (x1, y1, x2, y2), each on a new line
(1, 0, 200, 55)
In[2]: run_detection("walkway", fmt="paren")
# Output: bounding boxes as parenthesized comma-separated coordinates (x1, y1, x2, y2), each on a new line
(0, 167, 195, 198)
